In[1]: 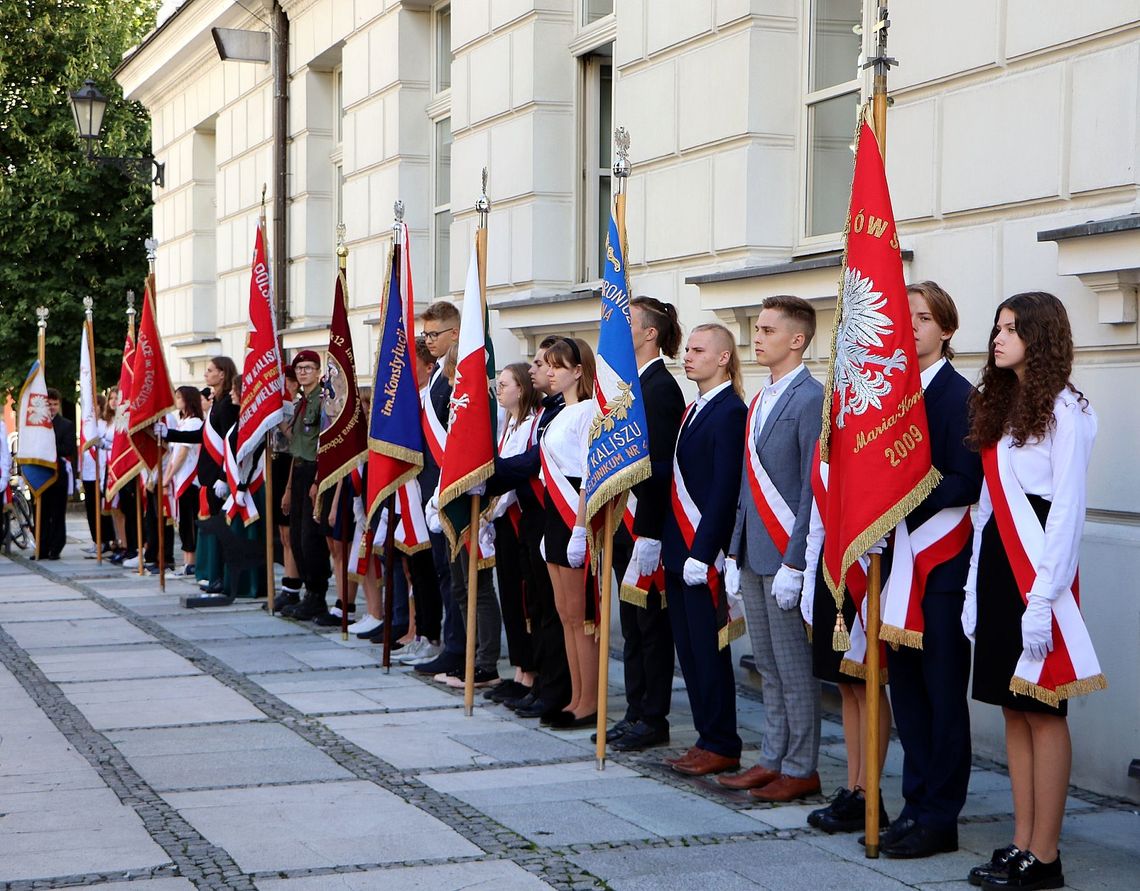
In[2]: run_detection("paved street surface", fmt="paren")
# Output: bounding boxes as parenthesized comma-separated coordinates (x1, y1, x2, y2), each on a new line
(1, 519, 1136, 890)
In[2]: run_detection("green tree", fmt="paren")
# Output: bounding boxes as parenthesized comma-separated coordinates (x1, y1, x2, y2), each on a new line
(0, 0, 160, 405)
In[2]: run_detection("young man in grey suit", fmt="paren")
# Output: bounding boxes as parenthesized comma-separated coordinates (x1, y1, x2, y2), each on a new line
(720, 295, 824, 802)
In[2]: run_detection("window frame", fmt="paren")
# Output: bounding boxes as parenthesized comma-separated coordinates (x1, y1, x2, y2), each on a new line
(795, 0, 873, 252)
(329, 66, 344, 227)
(577, 53, 614, 284)
(428, 1, 453, 299)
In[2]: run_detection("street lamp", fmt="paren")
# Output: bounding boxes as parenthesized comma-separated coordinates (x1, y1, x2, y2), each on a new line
(68, 78, 165, 188)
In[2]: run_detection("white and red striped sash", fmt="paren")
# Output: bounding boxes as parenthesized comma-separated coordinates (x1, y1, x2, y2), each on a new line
(202, 408, 226, 469)
(744, 391, 795, 555)
(393, 478, 430, 555)
(222, 427, 265, 525)
(618, 491, 666, 608)
(880, 505, 971, 648)
(526, 412, 546, 504)
(981, 442, 1105, 704)
(539, 440, 579, 531)
(421, 382, 447, 466)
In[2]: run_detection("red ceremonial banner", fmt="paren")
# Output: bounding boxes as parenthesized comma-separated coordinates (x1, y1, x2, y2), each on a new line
(820, 113, 940, 628)
(107, 332, 141, 498)
(316, 269, 367, 495)
(128, 277, 177, 472)
(236, 220, 284, 464)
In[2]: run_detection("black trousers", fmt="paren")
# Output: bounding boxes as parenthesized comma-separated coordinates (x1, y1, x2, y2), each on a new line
(82, 480, 113, 546)
(886, 589, 973, 832)
(406, 547, 442, 642)
(495, 516, 535, 671)
(118, 480, 139, 556)
(519, 504, 571, 709)
(143, 489, 175, 565)
(613, 531, 674, 730)
(177, 485, 198, 553)
(40, 469, 69, 558)
(289, 461, 330, 599)
(665, 570, 741, 759)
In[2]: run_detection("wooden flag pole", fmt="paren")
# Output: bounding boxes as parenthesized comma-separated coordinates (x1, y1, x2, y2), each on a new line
(595, 127, 632, 769)
(145, 247, 169, 593)
(381, 213, 404, 672)
(124, 293, 143, 577)
(335, 231, 351, 641)
(34, 307, 48, 561)
(465, 175, 491, 718)
(864, 0, 892, 860)
(83, 298, 103, 564)
(265, 431, 276, 611)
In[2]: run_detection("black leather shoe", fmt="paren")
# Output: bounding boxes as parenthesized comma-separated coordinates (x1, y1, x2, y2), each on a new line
(611, 720, 670, 751)
(268, 592, 300, 614)
(969, 845, 1022, 887)
(546, 711, 596, 730)
(819, 789, 889, 835)
(981, 851, 1062, 889)
(810, 788, 852, 829)
(591, 717, 636, 744)
(859, 815, 918, 847)
(290, 597, 328, 621)
(414, 653, 463, 676)
(204, 580, 225, 595)
(485, 680, 528, 702)
(504, 690, 540, 711)
(882, 824, 958, 859)
(515, 698, 557, 719)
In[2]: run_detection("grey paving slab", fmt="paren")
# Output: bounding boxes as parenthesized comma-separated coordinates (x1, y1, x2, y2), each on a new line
(0, 582, 86, 602)
(250, 666, 420, 693)
(106, 722, 353, 790)
(591, 789, 762, 837)
(321, 708, 516, 769)
(2, 615, 155, 649)
(484, 798, 654, 845)
(195, 639, 326, 673)
(60, 674, 266, 729)
(274, 683, 460, 714)
(421, 759, 642, 795)
(570, 838, 913, 890)
(0, 598, 115, 622)
(799, 826, 985, 885)
(119, 881, 198, 891)
(253, 860, 553, 890)
(163, 780, 480, 872)
(449, 727, 588, 762)
(0, 787, 171, 883)
(30, 644, 202, 682)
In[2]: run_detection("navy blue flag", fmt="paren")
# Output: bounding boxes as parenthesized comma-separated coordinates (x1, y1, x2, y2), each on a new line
(366, 227, 423, 519)
(584, 213, 651, 524)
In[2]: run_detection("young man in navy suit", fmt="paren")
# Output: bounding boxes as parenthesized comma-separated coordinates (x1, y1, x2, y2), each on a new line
(661, 323, 747, 776)
(879, 281, 983, 858)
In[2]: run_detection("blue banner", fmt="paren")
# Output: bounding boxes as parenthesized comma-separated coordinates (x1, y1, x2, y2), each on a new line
(584, 213, 651, 521)
(366, 241, 423, 517)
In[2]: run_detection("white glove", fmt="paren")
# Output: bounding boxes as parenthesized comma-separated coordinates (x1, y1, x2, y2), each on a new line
(800, 581, 815, 627)
(566, 526, 587, 568)
(213, 479, 229, 499)
(772, 564, 805, 611)
(153, 421, 167, 438)
(633, 537, 662, 577)
(478, 521, 495, 556)
(376, 508, 390, 544)
(961, 587, 977, 642)
(1021, 595, 1054, 662)
(468, 481, 486, 496)
(683, 556, 709, 587)
(539, 537, 547, 562)
(864, 536, 888, 556)
(234, 489, 246, 508)
(425, 496, 443, 534)
(727, 590, 745, 626)
(724, 557, 741, 597)
(352, 496, 365, 525)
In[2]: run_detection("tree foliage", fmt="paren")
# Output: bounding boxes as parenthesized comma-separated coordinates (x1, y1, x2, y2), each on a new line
(0, 0, 160, 403)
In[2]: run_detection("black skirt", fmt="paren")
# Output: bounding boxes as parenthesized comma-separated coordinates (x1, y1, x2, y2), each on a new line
(543, 477, 581, 567)
(271, 453, 292, 527)
(811, 562, 864, 685)
(972, 495, 1067, 717)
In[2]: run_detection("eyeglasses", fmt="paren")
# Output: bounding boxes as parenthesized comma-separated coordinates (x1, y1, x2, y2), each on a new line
(423, 327, 455, 343)
(294, 364, 320, 373)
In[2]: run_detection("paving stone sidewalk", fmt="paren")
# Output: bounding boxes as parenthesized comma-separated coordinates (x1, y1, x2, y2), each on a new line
(1, 520, 1136, 890)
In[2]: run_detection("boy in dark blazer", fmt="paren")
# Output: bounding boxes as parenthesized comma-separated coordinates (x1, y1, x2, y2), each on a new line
(662, 323, 747, 776)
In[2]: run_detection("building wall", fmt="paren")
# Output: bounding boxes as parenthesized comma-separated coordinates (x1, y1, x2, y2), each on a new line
(117, 0, 1140, 800)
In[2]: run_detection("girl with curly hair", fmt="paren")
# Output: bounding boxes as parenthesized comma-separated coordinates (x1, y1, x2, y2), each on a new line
(963, 292, 1104, 890)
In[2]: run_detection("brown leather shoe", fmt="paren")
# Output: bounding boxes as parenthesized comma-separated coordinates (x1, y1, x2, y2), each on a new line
(664, 746, 701, 766)
(749, 771, 822, 802)
(716, 763, 781, 790)
(671, 748, 740, 776)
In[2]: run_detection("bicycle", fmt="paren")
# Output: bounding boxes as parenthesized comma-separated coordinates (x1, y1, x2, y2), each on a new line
(3, 477, 35, 553)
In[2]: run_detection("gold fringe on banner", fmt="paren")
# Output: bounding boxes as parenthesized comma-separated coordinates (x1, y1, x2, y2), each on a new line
(618, 583, 648, 609)
(718, 616, 746, 651)
(1009, 673, 1107, 707)
(880, 623, 923, 650)
(840, 658, 889, 685)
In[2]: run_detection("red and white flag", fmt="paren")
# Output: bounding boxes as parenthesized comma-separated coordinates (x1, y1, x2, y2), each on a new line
(107, 333, 141, 498)
(236, 218, 284, 464)
(128, 277, 177, 472)
(819, 112, 940, 648)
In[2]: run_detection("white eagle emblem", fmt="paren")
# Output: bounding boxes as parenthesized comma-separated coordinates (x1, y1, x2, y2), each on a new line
(833, 266, 908, 428)
(25, 393, 52, 427)
(448, 364, 470, 429)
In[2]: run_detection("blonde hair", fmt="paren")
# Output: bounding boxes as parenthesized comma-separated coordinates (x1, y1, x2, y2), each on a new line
(690, 323, 743, 397)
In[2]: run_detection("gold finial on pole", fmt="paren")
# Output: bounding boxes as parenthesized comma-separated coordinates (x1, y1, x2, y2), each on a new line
(475, 167, 490, 231)
(336, 222, 348, 271)
(612, 126, 631, 194)
(393, 200, 405, 245)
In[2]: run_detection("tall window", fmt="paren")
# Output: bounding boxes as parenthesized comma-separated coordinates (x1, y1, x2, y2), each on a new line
(330, 66, 344, 226)
(430, 3, 452, 297)
(582, 0, 613, 26)
(801, 0, 865, 241)
(579, 52, 612, 282)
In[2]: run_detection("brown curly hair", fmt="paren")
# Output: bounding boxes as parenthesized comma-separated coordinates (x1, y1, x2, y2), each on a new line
(968, 292, 1086, 449)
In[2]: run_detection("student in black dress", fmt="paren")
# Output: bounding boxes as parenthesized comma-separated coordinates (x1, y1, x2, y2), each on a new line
(963, 292, 1101, 890)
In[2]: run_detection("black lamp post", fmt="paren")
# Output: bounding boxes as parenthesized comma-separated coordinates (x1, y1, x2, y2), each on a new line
(69, 79, 165, 188)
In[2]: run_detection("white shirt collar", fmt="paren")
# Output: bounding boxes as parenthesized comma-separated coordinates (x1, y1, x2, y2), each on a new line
(765, 363, 806, 397)
(920, 357, 947, 390)
(637, 355, 664, 377)
(697, 379, 733, 406)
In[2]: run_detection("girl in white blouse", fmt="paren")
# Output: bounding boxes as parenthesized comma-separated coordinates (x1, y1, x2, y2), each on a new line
(539, 337, 599, 728)
(963, 292, 1101, 891)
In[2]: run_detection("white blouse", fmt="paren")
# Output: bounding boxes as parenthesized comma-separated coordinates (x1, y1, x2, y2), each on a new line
(492, 411, 538, 519)
(966, 390, 1097, 602)
(540, 399, 596, 480)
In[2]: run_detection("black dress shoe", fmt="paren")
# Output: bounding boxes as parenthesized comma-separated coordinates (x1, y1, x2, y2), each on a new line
(267, 592, 300, 613)
(504, 690, 539, 711)
(969, 845, 1022, 887)
(981, 851, 1062, 890)
(515, 698, 557, 719)
(818, 788, 889, 834)
(591, 717, 636, 744)
(611, 720, 670, 751)
(485, 680, 528, 702)
(414, 653, 463, 676)
(810, 788, 852, 828)
(859, 815, 917, 847)
(546, 711, 596, 730)
(204, 580, 225, 595)
(882, 824, 958, 859)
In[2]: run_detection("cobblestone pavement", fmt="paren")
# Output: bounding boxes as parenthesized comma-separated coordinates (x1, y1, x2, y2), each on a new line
(1, 520, 1136, 890)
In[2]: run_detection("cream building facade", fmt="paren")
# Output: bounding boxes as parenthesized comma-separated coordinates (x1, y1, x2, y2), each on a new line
(117, 0, 1140, 800)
